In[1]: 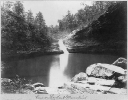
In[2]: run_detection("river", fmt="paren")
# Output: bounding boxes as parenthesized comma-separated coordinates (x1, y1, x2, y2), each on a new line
(2, 53, 119, 87)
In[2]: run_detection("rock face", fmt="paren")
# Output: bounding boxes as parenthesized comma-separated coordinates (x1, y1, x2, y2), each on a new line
(64, 2, 127, 56)
(86, 63, 114, 79)
(113, 57, 127, 69)
(71, 72, 88, 82)
(86, 63, 126, 79)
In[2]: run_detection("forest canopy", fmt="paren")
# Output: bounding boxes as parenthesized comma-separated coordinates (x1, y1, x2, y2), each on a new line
(1, 1, 51, 55)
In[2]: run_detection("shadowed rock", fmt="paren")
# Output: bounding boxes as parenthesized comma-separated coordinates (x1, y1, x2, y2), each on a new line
(113, 57, 127, 69)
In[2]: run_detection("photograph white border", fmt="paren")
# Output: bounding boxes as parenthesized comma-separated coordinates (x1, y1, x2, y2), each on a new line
(0, 0, 128, 100)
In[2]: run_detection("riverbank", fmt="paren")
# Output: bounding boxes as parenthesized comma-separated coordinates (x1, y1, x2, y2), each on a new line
(1, 43, 64, 61)
(67, 47, 126, 58)
(2, 41, 126, 61)
(2, 48, 126, 61)
(2, 48, 126, 62)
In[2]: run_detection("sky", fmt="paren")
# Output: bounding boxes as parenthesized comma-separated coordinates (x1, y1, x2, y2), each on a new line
(23, 1, 93, 26)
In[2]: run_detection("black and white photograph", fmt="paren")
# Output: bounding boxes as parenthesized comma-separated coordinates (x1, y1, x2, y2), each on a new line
(1, 0, 127, 96)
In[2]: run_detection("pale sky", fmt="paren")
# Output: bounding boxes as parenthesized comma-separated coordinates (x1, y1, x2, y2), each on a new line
(23, 1, 93, 26)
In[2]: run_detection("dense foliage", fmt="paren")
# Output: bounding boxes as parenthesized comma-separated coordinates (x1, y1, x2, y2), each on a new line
(1, 1, 51, 55)
(69, 1, 127, 43)
(50, 1, 117, 39)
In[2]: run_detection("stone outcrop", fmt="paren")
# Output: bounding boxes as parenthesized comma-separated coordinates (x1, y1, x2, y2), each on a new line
(86, 63, 126, 79)
(113, 57, 127, 69)
(71, 72, 88, 82)
(64, 2, 127, 56)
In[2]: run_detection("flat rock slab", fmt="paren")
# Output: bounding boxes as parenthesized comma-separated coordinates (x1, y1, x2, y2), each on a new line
(64, 81, 127, 94)
(108, 88, 127, 94)
(78, 77, 115, 86)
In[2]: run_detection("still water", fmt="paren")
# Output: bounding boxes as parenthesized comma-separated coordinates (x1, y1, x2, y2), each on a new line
(2, 53, 119, 87)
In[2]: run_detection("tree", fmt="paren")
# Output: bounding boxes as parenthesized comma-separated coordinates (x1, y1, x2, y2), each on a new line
(1, 1, 51, 55)
(25, 10, 35, 41)
(76, 9, 86, 26)
(58, 11, 77, 32)
(1, 1, 14, 51)
(12, 1, 24, 17)
(26, 10, 34, 24)
(35, 12, 47, 36)
(35, 12, 46, 28)
(1, 1, 29, 52)
(34, 12, 50, 45)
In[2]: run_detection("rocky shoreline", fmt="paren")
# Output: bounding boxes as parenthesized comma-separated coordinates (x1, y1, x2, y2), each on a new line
(1, 49, 63, 61)
(1, 57, 127, 94)
(2, 46, 126, 61)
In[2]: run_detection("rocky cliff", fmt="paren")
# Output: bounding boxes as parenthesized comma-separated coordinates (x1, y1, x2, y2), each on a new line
(64, 2, 127, 57)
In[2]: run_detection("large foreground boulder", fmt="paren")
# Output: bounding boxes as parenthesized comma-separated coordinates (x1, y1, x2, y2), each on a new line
(86, 63, 126, 79)
(86, 62, 127, 88)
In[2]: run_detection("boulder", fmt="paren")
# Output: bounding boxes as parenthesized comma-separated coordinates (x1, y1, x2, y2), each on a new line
(32, 82, 48, 94)
(86, 63, 126, 79)
(71, 72, 88, 82)
(113, 57, 127, 69)
(34, 87, 48, 94)
(111, 57, 127, 88)
(32, 82, 45, 88)
(113, 71, 127, 88)
(1, 78, 12, 83)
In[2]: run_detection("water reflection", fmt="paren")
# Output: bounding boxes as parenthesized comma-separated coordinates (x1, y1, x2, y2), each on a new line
(49, 40, 70, 87)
